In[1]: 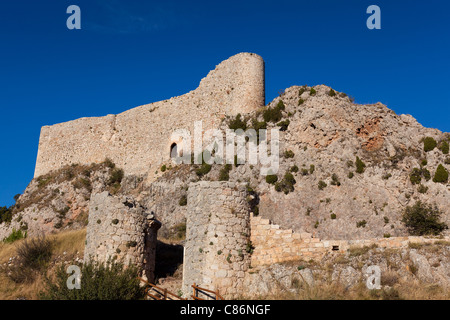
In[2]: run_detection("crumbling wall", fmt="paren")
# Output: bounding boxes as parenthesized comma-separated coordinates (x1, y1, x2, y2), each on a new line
(84, 192, 161, 282)
(34, 53, 265, 179)
(182, 181, 252, 299)
(250, 214, 450, 268)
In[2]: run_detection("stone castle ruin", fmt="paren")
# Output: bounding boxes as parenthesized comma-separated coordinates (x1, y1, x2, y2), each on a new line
(26, 53, 449, 299)
(34, 53, 265, 180)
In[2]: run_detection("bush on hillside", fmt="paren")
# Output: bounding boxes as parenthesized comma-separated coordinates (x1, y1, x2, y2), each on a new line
(402, 201, 448, 236)
(433, 164, 449, 183)
(228, 113, 247, 131)
(355, 156, 366, 174)
(423, 137, 437, 152)
(438, 141, 449, 154)
(39, 259, 144, 300)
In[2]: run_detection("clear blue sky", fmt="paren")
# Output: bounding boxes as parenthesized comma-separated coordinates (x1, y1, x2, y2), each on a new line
(0, 0, 449, 206)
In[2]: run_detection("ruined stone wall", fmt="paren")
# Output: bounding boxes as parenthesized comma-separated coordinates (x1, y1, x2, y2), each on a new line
(250, 214, 450, 268)
(182, 181, 251, 299)
(84, 192, 161, 282)
(34, 53, 265, 179)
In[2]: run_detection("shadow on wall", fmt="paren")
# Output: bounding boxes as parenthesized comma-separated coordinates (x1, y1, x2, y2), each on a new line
(155, 240, 184, 279)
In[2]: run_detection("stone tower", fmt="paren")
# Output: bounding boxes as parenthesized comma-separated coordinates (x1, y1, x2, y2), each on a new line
(182, 181, 252, 299)
(84, 192, 161, 282)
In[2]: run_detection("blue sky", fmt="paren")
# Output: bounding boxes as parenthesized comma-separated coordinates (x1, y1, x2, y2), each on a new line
(0, 0, 449, 206)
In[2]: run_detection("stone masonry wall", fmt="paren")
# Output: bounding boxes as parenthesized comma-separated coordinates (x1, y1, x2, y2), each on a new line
(84, 192, 161, 282)
(34, 53, 265, 179)
(182, 181, 252, 299)
(250, 214, 450, 268)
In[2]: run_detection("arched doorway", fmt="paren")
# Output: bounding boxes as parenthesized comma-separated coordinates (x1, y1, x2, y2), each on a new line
(170, 143, 178, 159)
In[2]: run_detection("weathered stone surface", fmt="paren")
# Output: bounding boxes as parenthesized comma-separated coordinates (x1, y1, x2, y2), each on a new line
(84, 192, 161, 282)
(182, 181, 251, 299)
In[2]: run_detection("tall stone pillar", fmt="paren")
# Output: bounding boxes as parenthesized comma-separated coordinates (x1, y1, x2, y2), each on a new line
(84, 192, 161, 282)
(182, 181, 251, 299)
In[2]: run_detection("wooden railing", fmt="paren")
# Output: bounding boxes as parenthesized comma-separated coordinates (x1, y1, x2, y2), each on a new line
(139, 278, 225, 300)
(191, 283, 224, 300)
(139, 277, 186, 300)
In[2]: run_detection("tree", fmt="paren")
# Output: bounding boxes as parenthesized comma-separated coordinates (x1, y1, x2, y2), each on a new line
(423, 137, 437, 152)
(433, 164, 449, 183)
(402, 201, 448, 236)
(355, 156, 366, 174)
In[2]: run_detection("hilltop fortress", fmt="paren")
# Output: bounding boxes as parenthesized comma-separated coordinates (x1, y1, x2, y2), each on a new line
(34, 53, 265, 179)
(3, 53, 448, 299)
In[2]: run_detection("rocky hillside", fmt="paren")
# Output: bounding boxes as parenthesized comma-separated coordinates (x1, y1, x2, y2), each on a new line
(243, 240, 450, 299)
(143, 84, 449, 240)
(1, 84, 448, 242)
(0, 160, 145, 240)
(240, 84, 449, 239)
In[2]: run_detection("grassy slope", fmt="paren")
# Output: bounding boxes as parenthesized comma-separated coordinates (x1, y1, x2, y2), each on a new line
(0, 229, 86, 300)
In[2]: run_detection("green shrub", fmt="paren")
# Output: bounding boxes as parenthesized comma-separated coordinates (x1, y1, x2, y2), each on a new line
(433, 164, 449, 183)
(421, 159, 428, 166)
(402, 201, 448, 236)
(108, 168, 124, 185)
(310, 88, 316, 96)
(196, 163, 212, 177)
(409, 168, 422, 185)
(318, 180, 327, 190)
(0, 206, 14, 224)
(330, 213, 337, 220)
(417, 184, 428, 194)
(277, 120, 290, 131)
(328, 89, 336, 97)
(3, 228, 26, 243)
(356, 220, 367, 228)
(265, 175, 278, 185)
(382, 173, 392, 180)
(422, 168, 431, 181)
(228, 113, 247, 131)
(290, 165, 299, 173)
(301, 168, 309, 176)
(446, 157, 450, 165)
(284, 150, 295, 158)
(178, 195, 187, 206)
(298, 86, 307, 96)
(298, 98, 304, 106)
(274, 172, 296, 194)
(263, 101, 284, 123)
(348, 172, 354, 179)
(40, 259, 145, 300)
(160, 165, 167, 172)
(103, 158, 116, 169)
(355, 156, 366, 174)
(218, 164, 232, 181)
(423, 137, 437, 152)
(330, 174, 341, 186)
(309, 164, 315, 174)
(438, 141, 449, 154)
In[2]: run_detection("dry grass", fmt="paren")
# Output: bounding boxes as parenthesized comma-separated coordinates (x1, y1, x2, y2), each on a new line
(0, 229, 86, 300)
(245, 278, 450, 300)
